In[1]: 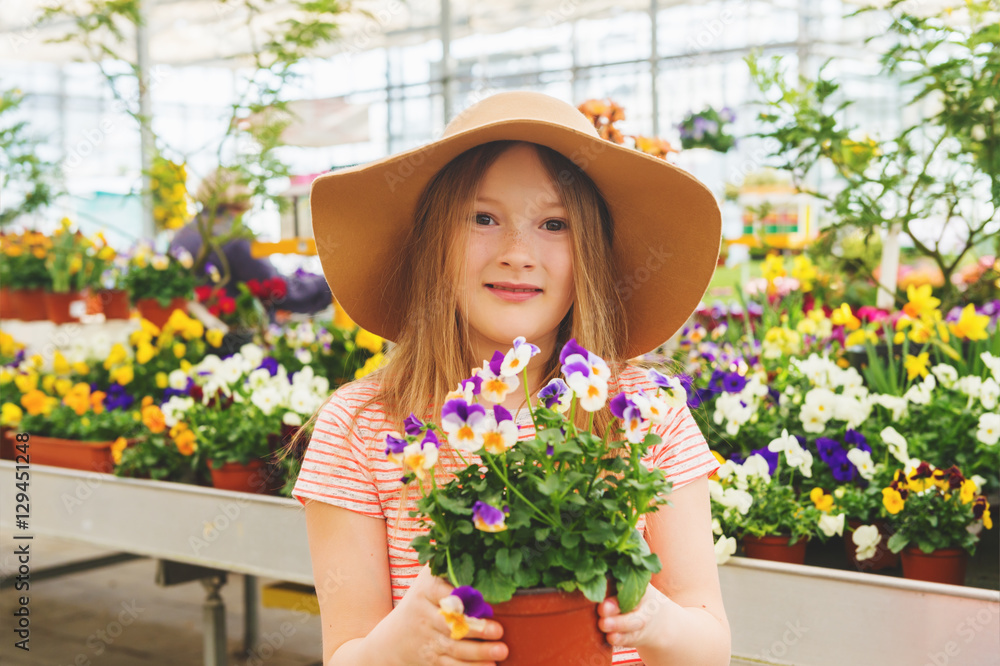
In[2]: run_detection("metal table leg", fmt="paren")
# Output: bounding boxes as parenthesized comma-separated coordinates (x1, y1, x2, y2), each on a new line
(244, 574, 259, 652)
(202, 574, 228, 666)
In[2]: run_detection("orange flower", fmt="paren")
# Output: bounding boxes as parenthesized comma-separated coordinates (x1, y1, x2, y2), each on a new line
(141, 404, 166, 434)
(111, 437, 128, 465)
(21, 390, 49, 416)
(90, 391, 106, 415)
(174, 428, 197, 456)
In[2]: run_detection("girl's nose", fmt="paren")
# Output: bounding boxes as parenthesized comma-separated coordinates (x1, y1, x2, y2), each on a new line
(497, 224, 535, 268)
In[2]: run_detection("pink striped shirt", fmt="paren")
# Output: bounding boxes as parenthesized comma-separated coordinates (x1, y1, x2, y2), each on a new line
(294, 364, 719, 665)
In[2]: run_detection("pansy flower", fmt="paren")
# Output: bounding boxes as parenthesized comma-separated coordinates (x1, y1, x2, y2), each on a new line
(538, 378, 572, 412)
(481, 405, 518, 455)
(472, 500, 509, 532)
(610, 392, 649, 444)
(477, 352, 519, 404)
(441, 399, 487, 452)
(438, 586, 493, 640)
(561, 341, 610, 412)
(384, 431, 408, 464)
(647, 369, 687, 408)
(401, 437, 439, 482)
(631, 388, 668, 425)
(404, 413, 425, 436)
(500, 336, 540, 377)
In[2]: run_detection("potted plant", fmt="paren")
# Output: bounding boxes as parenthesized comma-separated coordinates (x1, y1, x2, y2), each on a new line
(381, 338, 673, 665)
(677, 106, 736, 153)
(78, 235, 128, 319)
(122, 243, 196, 327)
(43, 219, 91, 324)
(2, 229, 52, 320)
(7, 383, 144, 472)
(114, 395, 203, 484)
(711, 430, 839, 564)
(881, 462, 993, 585)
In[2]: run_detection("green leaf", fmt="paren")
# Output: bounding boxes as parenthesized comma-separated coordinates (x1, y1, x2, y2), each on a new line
(536, 474, 562, 496)
(496, 548, 523, 576)
(613, 566, 650, 614)
(577, 574, 609, 603)
(474, 566, 518, 604)
(435, 494, 472, 515)
(887, 532, 910, 554)
(583, 523, 616, 545)
(454, 553, 474, 587)
(560, 532, 581, 549)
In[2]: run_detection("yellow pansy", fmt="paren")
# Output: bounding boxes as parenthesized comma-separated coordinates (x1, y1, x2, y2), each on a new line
(54, 377, 73, 396)
(183, 319, 204, 340)
(111, 364, 134, 386)
(904, 352, 930, 381)
(104, 343, 129, 370)
(52, 351, 70, 375)
(355, 352, 386, 379)
(179, 359, 192, 372)
(72, 361, 90, 375)
(1, 403, 23, 426)
(41, 374, 57, 394)
(810, 487, 834, 513)
(959, 479, 977, 504)
(206, 329, 225, 347)
(135, 342, 156, 365)
(155, 372, 169, 389)
(90, 391, 105, 414)
(882, 487, 905, 514)
(948, 304, 989, 341)
(173, 342, 186, 359)
(14, 372, 38, 393)
(830, 303, 861, 330)
(355, 329, 384, 353)
(29, 354, 43, 369)
(796, 318, 817, 336)
(111, 437, 128, 465)
(902, 284, 940, 321)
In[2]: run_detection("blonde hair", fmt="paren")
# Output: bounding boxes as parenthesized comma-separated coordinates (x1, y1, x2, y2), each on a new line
(287, 140, 654, 533)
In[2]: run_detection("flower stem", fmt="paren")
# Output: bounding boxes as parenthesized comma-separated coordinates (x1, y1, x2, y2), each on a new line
(445, 546, 458, 586)
(521, 367, 537, 428)
(485, 454, 557, 527)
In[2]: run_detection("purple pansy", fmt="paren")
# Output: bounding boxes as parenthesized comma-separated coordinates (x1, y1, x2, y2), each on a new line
(559, 338, 589, 366)
(460, 374, 484, 396)
(384, 432, 407, 457)
(538, 378, 569, 409)
(472, 501, 509, 532)
(258, 357, 280, 377)
(451, 586, 493, 619)
(721, 372, 747, 394)
(404, 414, 425, 436)
(493, 404, 513, 423)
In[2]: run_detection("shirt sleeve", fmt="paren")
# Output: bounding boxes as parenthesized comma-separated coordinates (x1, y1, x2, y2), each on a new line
(292, 391, 384, 519)
(647, 404, 719, 491)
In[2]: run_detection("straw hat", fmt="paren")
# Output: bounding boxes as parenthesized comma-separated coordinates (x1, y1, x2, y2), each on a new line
(310, 91, 721, 358)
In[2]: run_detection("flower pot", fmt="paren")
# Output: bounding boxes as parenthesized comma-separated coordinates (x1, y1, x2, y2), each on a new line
(44, 290, 84, 324)
(900, 547, 968, 586)
(95, 289, 131, 320)
(844, 520, 899, 572)
(208, 459, 270, 494)
(1, 431, 134, 473)
(491, 588, 611, 666)
(0, 287, 16, 320)
(8, 288, 48, 321)
(135, 297, 187, 328)
(742, 534, 808, 565)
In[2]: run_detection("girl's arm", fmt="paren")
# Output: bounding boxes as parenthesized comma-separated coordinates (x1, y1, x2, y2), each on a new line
(598, 475, 732, 666)
(304, 500, 509, 666)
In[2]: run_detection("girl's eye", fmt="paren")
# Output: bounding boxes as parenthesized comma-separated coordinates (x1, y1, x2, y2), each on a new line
(475, 213, 496, 226)
(543, 219, 567, 232)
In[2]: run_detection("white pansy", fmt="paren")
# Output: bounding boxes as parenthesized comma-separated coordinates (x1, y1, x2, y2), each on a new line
(716, 460, 739, 481)
(282, 410, 303, 427)
(289, 387, 318, 415)
(873, 394, 908, 421)
(970, 475, 987, 494)
(712, 518, 723, 536)
(852, 524, 881, 561)
(151, 255, 170, 270)
(161, 396, 194, 428)
(247, 368, 272, 390)
(501, 336, 541, 377)
(976, 413, 1000, 446)
(564, 369, 609, 413)
(881, 426, 910, 464)
(480, 414, 519, 455)
(979, 378, 999, 411)
(240, 343, 265, 370)
(904, 381, 931, 406)
(834, 393, 872, 429)
(714, 535, 737, 565)
(632, 390, 669, 425)
(251, 387, 282, 415)
(296, 323, 316, 345)
(175, 249, 194, 269)
(931, 364, 959, 388)
(741, 453, 772, 482)
(168, 369, 188, 391)
(846, 448, 876, 481)
(903, 457, 923, 476)
(708, 479, 725, 501)
(218, 357, 245, 386)
(720, 488, 753, 515)
(476, 361, 519, 404)
(800, 402, 827, 433)
(292, 365, 316, 388)
(956, 375, 983, 400)
(445, 381, 477, 404)
(295, 348, 313, 365)
(655, 375, 688, 409)
(981, 352, 1000, 382)
(819, 513, 846, 538)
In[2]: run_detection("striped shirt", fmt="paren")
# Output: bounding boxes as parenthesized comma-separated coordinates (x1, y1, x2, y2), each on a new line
(293, 363, 719, 665)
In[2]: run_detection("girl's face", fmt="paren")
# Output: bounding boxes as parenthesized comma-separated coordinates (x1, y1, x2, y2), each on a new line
(456, 143, 575, 365)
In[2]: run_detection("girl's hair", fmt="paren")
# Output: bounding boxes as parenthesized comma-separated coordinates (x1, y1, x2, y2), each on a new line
(285, 140, 654, 529)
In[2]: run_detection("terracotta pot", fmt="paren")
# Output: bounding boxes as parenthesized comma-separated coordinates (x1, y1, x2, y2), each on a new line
(8, 288, 48, 321)
(135, 297, 187, 328)
(0, 426, 12, 460)
(844, 519, 900, 571)
(208, 459, 270, 494)
(0, 287, 16, 320)
(44, 290, 84, 324)
(94, 289, 131, 320)
(1, 431, 134, 473)
(491, 588, 611, 666)
(900, 547, 968, 585)
(742, 534, 808, 565)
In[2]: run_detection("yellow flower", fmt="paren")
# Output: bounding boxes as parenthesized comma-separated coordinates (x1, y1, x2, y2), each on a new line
(173, 342, 186, 359)
(355, 329, 384, 353)
(906, 319, 933, 344)
(130, 328, 153, 348)
(1, 403, 23, 426)
(21, 390, 50, 416)
(183, 319, 204, 340)
(174, 428, 197, 456)
(41, 374, 56, 394)
(155, 372, 169, 389)
(14, 371, 38, 393)
(0, 369, 12, 385)
(52, 351, 70, 375)
(136, 342, 156, 365)
(142, 404, 166, 434)
(761, 253, 786, 281)
(104, 343, 129, 370)
(180, 359, 192, 372)
(54, 377, 73, 396)
(790, 255, 817, 292)
(810, 487, 834, 513)
(111, 364, 134, 386)
(132, 410, 141, 421)
(830, 303, 861, 331)
(882, 487, 905, 515)
(904, 352, 930, 381)
(354, 352, 386, 379)
(72, 361, 90, 375)
(111, 437, 128, 465)
(796, 318, 817, 336)
(90, 391, 106, 414)
(948, 304, 989, 341)
(80, 417, 90, 428)
(902, 284, 940, 321)
(206, 329, 225, 347)
(29, 354, 43, 369)
(844, 328, 877, 348)
(959, 479, 976, 504)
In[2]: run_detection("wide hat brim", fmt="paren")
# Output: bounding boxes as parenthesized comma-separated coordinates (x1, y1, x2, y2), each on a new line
(310, 91, 721, 359)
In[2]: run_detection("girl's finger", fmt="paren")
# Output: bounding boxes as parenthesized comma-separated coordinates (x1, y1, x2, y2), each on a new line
(444, 637, 508, 664)
(598, 598, 620, 617)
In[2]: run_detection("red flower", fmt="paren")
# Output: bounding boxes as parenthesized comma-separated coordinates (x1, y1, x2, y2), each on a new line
(195, 285, 214, 302)
(246, 279, 262, 297)
(266, 278, 287, 300)
(208, 304, 221, 317)
(220, 297, 236, 314)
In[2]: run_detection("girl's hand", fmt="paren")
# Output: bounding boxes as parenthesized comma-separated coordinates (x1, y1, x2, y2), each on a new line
(597, 583, 673, 649)
(385, 565, 509, 666)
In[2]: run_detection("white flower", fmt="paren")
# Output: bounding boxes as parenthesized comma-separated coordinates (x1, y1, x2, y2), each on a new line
(981, 352, 1000, 383)
(711, 518, 723, 536)
(852, 524, 881, 561)
(402, 440, 438, 480)
(971, 124, 987, 141)
(881, 426, 910, 464)
(565, 371, 608, 412)
(716, 460, 739, 481)
(742, 453, 772, 482)
(500, 336, 540, 377)
(979, 378, 999, 411)
(151, 255, 170, 270)
(931, 364, 959, 388)
(289, 387, 318, 415)
(799, 402, 827, 433)
(296, 323, 316, 345)
(956, 376, 984, 400)
(873, 394, 908, 422)
(247, 368, 272, 390)
(161, 395, 194, 428)
(903, 381, 931, 406)
(834, 394, 872, 430)
(976, 413, 1000, 446)
(768, 429, 800, 456)
(251, 387, 281, 415)
(168, 369, 189, 391)
(793, 448, 813, 478)
(970, 475, 987, 494)
(714, 536, 737, 565)
(175, 249, 194, 269)
(480, 413, 519, 455)
(846, 448, 876, 481)
(445, 381, 477, 404)
(818, 513, 846, 538)
(632, 389, 669, 425)
(282, 410, 303, 427)
(441, 404, 487, 453)
(218, 357, 245, 386)
(708, 479, 724, 501)
(295, 348, 313, 365)
(240, 343, 266, 370)
(476, 361, 520, 404)
(720, 488, 753, 515)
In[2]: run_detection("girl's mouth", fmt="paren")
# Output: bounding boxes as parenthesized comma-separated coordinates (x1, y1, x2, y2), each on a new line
(485, 284, 542, 302)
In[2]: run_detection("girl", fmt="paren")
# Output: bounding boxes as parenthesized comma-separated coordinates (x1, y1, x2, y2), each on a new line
(291, 91, 730, 665)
